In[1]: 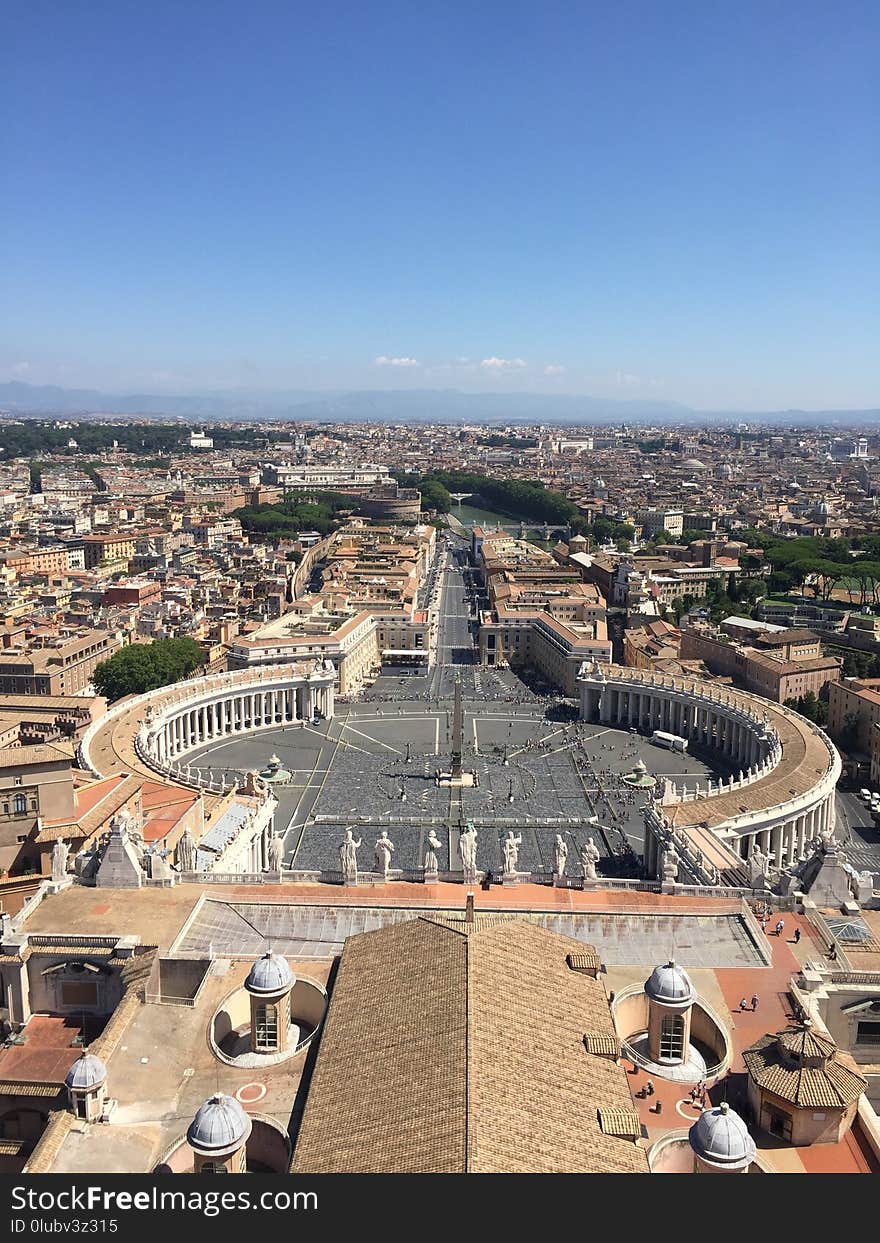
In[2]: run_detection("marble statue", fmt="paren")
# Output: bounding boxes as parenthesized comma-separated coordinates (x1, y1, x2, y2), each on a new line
(74, 843, 99, 880)
(580, 837, 600, 880)
(51, 838, 69, 883)
(176, 826, 196, 873)
(268, 833, 285, 871)
(339, 829, 362, 884)
(149, 850, 172, 881)
(458, 823, 478, 880)
(554, 834, 568, 877)
(112, 808, 132, 835)
(749, 842, 771, 882)
(424, 830, 442, 873)
(661, 845, 680, 882)
(820, 823, 838, 851)
(502, 830, 522, 874)
(374, 830, 395, 877)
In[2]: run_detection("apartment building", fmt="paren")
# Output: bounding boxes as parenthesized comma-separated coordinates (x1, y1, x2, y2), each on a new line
(0, 629, 123, 695)
(679, 626, 841, 703)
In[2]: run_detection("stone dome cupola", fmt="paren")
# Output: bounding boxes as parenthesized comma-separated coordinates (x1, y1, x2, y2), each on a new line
(644, 959, 696, 1009)
(187, 1093, 252, 1171)
(64, 1049, 107, 1092)
(689, 1101, 756, 1173)
(245, 950, 295, 998)
(64, 1048, 109, 1123)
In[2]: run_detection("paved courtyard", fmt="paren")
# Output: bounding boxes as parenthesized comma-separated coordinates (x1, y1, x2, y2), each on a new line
(187, 540, 733, 878)
(187, 697, 732, 877)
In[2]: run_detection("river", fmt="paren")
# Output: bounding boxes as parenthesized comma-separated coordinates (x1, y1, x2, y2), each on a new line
(450, 501, 533, 530)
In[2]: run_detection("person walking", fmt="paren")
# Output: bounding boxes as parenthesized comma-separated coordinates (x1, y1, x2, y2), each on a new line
(775, 919, 785, 937)
(739, 997, 749, 1011)
(646, 1079, 655, 1097)
(794, 927, 802, 944)
(751, 993, 759, 1012)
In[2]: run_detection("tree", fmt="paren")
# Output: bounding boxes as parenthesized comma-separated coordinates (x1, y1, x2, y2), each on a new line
(736, 579, 765, 605)
(786, 691, 828, 726)
(418, 479, 452, 513)
(767, 569, 794, 596)
(93, 638, 205, 702)
(840, 711, 862, 751)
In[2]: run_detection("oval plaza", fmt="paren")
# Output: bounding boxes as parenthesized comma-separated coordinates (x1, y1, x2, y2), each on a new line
(77, 654, 841, 890)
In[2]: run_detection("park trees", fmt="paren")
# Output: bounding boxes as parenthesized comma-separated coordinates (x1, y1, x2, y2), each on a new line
(93, 638, 205, 702)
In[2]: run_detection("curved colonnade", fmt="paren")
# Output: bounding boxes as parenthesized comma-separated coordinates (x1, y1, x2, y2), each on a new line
(578, 663, 841, 881)
(79, 661, 337, 792)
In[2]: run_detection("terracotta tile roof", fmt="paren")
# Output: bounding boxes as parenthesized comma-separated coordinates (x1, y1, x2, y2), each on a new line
(597, 1106, 642, 1139)
(36, 773, 137, 844)
(0, 742, 75, 770)
(583, 1033, 621, 1058)
(292, 916, 648, 1174)
(0, 1082, 63, 1098)
(778, 1026, 836, 1062)
(666, 696, 830, 829)
(567, 950, 601, 975)
(743, 1026, 866, 1110)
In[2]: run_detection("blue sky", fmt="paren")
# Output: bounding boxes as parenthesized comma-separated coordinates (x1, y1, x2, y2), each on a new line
(2, 1, 878, 410)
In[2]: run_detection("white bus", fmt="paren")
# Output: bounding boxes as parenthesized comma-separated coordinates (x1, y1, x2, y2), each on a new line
(651, 730, 688, 753)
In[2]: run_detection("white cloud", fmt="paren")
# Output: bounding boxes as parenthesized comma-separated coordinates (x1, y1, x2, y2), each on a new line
(374, 355, 420, 368)
(615, 371, 641, 387)
(480, 357, 527, 370)
(10, 361, 30, 376)
(544, 364, 565, 375)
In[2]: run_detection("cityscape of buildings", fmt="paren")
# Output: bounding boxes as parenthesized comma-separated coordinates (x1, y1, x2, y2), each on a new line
(0, 414, 877, 1177)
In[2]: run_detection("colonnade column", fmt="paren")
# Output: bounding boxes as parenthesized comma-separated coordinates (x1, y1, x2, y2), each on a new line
(771, 823, 783, 868)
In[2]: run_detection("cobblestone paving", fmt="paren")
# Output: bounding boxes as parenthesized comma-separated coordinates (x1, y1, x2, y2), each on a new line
(188, 697, 731, 876)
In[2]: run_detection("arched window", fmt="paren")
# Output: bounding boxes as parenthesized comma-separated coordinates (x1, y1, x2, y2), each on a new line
(200, 1161, 228, 1174)
(659, 1013, 685, 1061)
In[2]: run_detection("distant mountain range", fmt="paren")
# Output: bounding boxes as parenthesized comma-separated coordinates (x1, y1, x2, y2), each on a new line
(0, 380, 878, 427)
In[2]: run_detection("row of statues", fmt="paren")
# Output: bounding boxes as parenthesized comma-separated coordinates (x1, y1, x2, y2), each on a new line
(53, 820, 603, 887)
(337, 825, 602, 882)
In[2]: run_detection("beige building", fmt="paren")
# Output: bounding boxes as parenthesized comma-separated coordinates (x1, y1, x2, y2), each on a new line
(743, 1023, 866, 1147)
(680, 627, 841, 704)
(827, 677, 880, 753)
(478, 537, 611, 693)
(80, 534, 136, 570)
(0, 630, 123, 696)
(623, 619, 681, 669)
(479, 610, 611, 695)
(0, 743, 77, 875)
(636, 508, 684, 538)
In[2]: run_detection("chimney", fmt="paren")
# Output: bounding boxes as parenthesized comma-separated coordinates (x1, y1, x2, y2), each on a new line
(465, 892, 474, 924)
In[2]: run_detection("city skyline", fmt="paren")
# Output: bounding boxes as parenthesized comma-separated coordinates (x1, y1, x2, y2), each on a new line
(3, 2, 878, 411)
